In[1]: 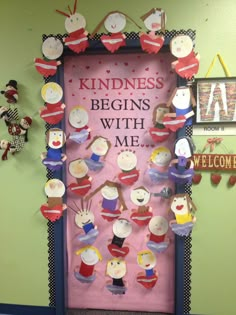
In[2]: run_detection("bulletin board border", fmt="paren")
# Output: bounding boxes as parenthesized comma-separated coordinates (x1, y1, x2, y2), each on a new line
(45, 31, 195, 315)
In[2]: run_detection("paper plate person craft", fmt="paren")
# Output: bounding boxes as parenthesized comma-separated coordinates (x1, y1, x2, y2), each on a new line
(139, 8, 166, 54)
(68, 158, 92, 197)
(169, 193, 197, 237)
(146, 216, 169, 253)
(107, 218, 132, 257)
(74, 246, 102, 283)
(34, 37, 63, 77)
(147, 146, 171, 183)
(106, 258, 127, 295)
(41, 128, 67, 172)
(84, 136, 111, 171)
(170, 34, 200, 80)
(91, 11, 140, 53)
(86, 180, 127, 221)
(130, 186, 153, 226)
(40, 82, 66, 125)
(168, 137, 195, 185)
(149, 103, 171, 143)
(136, 250, 158, 289)
(163, 86, 196, 130)
(69, 199, 98, 245)
(40, 179, 67, 222)
(56, 0, 89, 54)
(1, 80, 18, 104)
(117, 150, 139, 186)
(68, 105, 91, 144)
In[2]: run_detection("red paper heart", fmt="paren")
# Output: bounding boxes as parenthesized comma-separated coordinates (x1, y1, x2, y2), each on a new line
(137, 274, 158, 289)
(40, 104, 65, 125)
(192, 173, 202, 184)
(69, 79, 72, 83)
(174, 58, 199, 79)
(101, 209, 121, 222)
(140, 34, 164, 54)
(68, 180, 91, 196)
(40, 204, 63, 222)
(130, 211, 152, 226)
(149, 127, 170, 143)
(211, 173, 222, 185)
(86, 66, 90, 69)
(163, 115, 186, 132)
(107, 244, 129, 257)
(118, 170, 139, 186)
(106, 70, 110, 73)
(101, 34, 126, 53)
(228, 175, 236, 186)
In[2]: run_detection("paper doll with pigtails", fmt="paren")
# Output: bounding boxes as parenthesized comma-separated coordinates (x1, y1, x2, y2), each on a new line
(136, 250, 158, 289)
(148, 103, 171, 143)
(147, 146, 172, 183)
(163, 86, 196, 131)
(67, 158, 92, 197)
(68, 105, 91, 144)
(106, 258, 127, 295)
(116, 150, 139, 186)
(90, 11, 141, 53)
(139, 8, 166, 54)
(84, 136, 111, 172)
(130, 186, 153, 226)
(68, 199, 99, 245)
(56, 0, 89, 54)
(74, 246, 102, 283)
(86, 180, 127, 221)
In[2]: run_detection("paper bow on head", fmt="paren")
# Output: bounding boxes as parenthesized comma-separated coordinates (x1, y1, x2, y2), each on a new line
(202, 137, 223, 153)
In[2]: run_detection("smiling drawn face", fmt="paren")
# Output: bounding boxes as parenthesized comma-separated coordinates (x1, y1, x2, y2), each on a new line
(42, 37, 63, 60)
(101, 185, 119, 200)
(170, 195, 189, 215)
(69, 158, 88, 178)
(75, 209, 94, 229)
(148, 216, 168, 236)
(117, 150, 137, 171)
(130, 186, 150, 206)
(104, 12, 126, 33)
(69, 106, 88, 129)
(154, 104, 169, 124)
(172, 87, 191, 110)
(47, 128, 65, 149)
(175, 138, 192, 158)
(106, 258, 126, 279)
(143, 9, 166, 31)
(91, 137, 109, 156)
(113, 218, 132, 238)
(171, 35, 193, 58)
(65, 12, 86, 33)
(137, 250, 156, 270)
(80, 247, 100, 265)
(150, 147, 171, 167)
(41, 82, 63, 104)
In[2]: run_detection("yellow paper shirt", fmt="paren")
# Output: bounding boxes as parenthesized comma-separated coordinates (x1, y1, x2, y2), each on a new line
(175, 212, 192, 224)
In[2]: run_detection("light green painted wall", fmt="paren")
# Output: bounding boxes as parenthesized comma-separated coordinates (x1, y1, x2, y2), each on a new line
(0, 0, 235, 312)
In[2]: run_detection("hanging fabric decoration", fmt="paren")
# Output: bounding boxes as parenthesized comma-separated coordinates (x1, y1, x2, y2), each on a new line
(41, 128, 67, 171)
(0, 139, 16, 160)
(86, 180, 127, 221)
(130, 186, 152, 226)
(146, 216, 169, 253)
(90, 11, 141, 53)
(163, 86, 196, 130)
(107, 218, 132, 257)
(40, 82, 65, 125)
(74, 246, 102, 283)
(69, 199, 99, 245)
(139, 8, 166, 54)
(147, 146, 171, 183)
(56, 0, 89, 54)
(106, 258, 127, 295)
(116, 150, 139, 185)
(170, 34, 200, 80)
(168, 136, 195, 185)
(169, 193, 197, 237)
(0, 80, 18, 104)
(68, 105, 91, 144)
(40, 179, 67, 222)
(148, 103, 171, 143)
(84, 136, 111, 171)
(136, 250, 158, 289)
(68, 158, 92, 197)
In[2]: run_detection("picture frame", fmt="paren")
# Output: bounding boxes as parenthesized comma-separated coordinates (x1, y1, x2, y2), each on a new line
(194, 77, 236, 124)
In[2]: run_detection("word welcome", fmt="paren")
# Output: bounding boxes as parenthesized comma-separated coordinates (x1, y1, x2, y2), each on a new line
(193, 154, 236, 171)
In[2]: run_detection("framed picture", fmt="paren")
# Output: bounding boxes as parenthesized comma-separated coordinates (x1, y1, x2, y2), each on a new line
(195, 77, 236, 124)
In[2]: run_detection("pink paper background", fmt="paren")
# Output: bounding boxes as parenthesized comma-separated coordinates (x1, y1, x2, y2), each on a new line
(64, 52, 176, 313)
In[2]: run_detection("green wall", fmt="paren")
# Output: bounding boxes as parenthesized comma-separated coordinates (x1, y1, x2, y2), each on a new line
(0, 0, 235, 313)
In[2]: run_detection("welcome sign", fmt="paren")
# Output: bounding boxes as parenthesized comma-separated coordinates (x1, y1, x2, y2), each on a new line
(64, 52, 176, 313)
